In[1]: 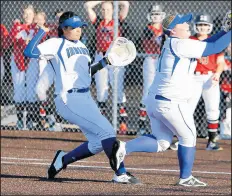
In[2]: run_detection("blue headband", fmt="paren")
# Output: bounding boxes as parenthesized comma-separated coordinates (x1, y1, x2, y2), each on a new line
(60, 16, 88, 28)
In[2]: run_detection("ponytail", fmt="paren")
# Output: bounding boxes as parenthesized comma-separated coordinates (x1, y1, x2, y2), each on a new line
(160, 33, 167, 53)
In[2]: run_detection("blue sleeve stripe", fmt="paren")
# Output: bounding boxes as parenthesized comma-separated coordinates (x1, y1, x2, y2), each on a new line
(169, 39, 180, 75)
(158, 49, 165, 72)
(57, 39, 66, 71)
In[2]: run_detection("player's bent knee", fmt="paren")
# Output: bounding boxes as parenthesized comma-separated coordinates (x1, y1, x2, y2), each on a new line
(88, 142, 103, 154)
(157, 140, 170, 152)
(178, 137, 196, 147)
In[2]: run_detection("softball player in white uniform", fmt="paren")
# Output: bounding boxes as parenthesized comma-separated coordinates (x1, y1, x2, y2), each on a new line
(24, 11, 139, 184)
(110, 13, 231, 186)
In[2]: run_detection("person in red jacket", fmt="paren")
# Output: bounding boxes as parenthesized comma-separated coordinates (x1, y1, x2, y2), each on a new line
(188, 14, 226, 151)
(1, 24, 9, 83)
(8, 5, 47, 130)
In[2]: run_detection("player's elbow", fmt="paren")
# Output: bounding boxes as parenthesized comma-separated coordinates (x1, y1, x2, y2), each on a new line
(23, 48, 31, 58)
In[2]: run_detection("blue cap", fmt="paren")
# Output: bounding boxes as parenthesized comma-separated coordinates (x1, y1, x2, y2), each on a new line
(60, 16, 88, 29)
(162, 13, 192, 30)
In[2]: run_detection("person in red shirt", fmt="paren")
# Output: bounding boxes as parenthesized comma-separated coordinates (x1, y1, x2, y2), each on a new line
(8, 5, 47, 130)
(137, 4, 165, 135)
(0, 24, 9, 83)
(84, 1, 130, 134)
(188, 14, 226, 151)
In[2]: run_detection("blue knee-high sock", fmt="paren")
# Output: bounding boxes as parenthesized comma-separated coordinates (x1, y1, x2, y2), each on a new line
(62, 142, 94, 166)
(101, 137, 126, 175)
(178, 144, 196, 179)
(126, 134, 158, 154)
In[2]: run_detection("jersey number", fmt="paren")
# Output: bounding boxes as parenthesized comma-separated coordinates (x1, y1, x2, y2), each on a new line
(199, 57, 209, 65)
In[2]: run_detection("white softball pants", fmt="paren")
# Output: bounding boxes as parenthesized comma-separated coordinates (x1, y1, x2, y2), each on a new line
(10, 56, 39, 103)
(145, 93, 197, 148)
(188, 73, 220, 121)
(94, 52, 126, 103)
(55, 92, 116, 154)
(141, 57, 158, 105)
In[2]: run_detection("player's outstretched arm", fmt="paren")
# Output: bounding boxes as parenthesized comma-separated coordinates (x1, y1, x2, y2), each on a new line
(119, 1, 130, 21)
(84, 1, 102, 23)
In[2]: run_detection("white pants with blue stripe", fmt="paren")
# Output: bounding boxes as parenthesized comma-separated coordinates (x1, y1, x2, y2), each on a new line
(55, 92, 116, 154)
(145, 93, 197, 147)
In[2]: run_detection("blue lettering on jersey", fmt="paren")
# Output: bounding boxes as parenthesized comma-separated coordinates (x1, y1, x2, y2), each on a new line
(66, 47, 90, 58)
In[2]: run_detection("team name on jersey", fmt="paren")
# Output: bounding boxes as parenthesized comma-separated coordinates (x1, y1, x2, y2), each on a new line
(66, 47, 90, 58)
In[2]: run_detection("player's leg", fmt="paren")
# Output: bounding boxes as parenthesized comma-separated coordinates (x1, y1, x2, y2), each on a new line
(25, 59, 39, 129)
(48, 94, 139, 183)
(187, 75, 204, 115)
(1, 56, 5, 84)
(10, 57, 26, 129)
(160, 101, 206, 186)
(138, 57, 157, 135)
(202, 79, 222, 150)
(94, 52, 109, 116)
(108, 66, 128, 134)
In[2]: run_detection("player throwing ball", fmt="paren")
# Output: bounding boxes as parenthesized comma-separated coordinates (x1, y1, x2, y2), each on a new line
(110, 12, 231, 187)
(24, 11, 139, 184)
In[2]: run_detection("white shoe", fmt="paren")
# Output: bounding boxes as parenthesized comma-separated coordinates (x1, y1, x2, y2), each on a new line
(177, 175, 207, 187)
(47, 150, 67, 179)
(112, 172, 141, 184)
(110, 139, 126, 172)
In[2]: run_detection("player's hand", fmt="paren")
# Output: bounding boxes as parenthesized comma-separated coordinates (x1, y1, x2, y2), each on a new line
(13, 18, 20, 24)
(211, 73, 221, 86)
(222, 10, 231, 32)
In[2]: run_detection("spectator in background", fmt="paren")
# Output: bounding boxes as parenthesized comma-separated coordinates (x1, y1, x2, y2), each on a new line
(34, 11, 62, 131)
(137, 5, 166, 135)
(84, 1, 130, 134)
(0, 24, 9, 84)
(8, 5, 47, 130)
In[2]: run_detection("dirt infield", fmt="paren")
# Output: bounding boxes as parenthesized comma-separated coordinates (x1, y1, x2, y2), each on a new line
(1, 130, 231, 195)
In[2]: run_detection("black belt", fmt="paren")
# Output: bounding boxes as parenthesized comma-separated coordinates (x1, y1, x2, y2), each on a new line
(155, 95, 171, 101)
(67, 87, 90, 93)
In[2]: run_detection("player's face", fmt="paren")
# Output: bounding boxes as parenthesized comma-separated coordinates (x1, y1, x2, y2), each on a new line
(34, 14, 46, 27)
(151, 12, 165, 24)
(173, 23, 191, 39)
(63, 26, 82, 41)
(196, 23, 211, 35)
(101, 2, 113, 20)
(23, 8, 35, 25)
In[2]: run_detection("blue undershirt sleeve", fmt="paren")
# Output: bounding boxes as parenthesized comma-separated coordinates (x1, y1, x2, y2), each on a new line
(24, 28, 46, 58)
(202, 30, 231, 57)
(203, 30, 227, 42)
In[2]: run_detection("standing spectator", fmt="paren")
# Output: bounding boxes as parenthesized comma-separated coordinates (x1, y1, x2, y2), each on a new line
(137, 5, 165, 135)
(84, 1, 130, 134)
(188, 14, 226, 151)
(0, 24, 9, 84)
(34, 11, 64, 131)
(8, 5, 47, 130)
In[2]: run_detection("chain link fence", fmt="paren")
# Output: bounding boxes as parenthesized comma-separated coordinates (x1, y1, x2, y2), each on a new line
(1, 1, 231, 137)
